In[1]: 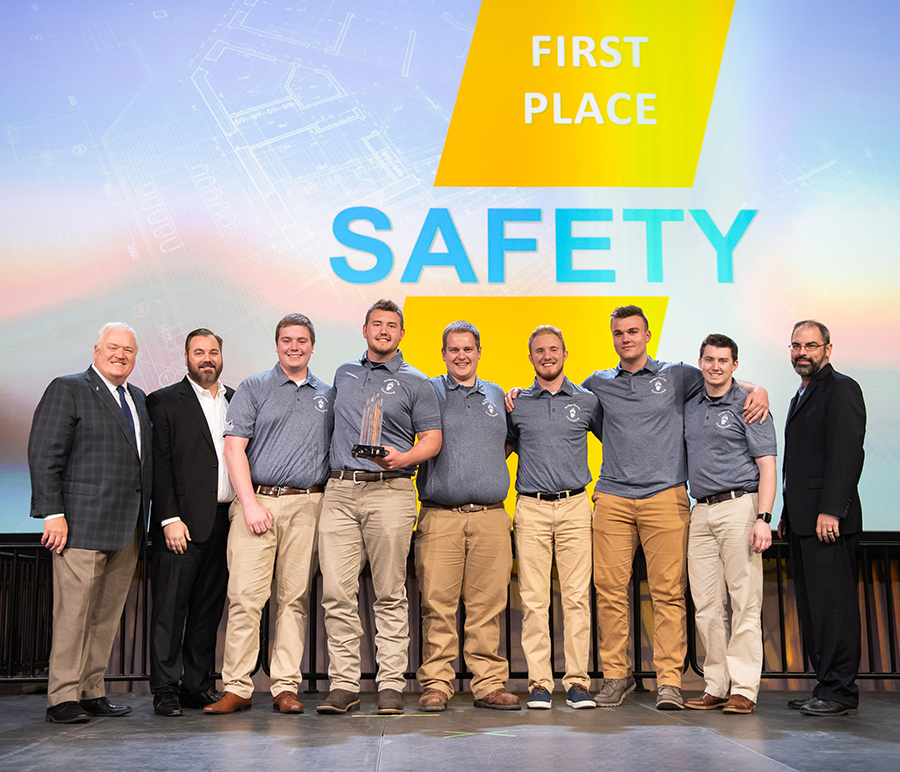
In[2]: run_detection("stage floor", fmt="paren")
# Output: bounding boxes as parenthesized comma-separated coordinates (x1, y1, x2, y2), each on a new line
(1, 690, 896, 772)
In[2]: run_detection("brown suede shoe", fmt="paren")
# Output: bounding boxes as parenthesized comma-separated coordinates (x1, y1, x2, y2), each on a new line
(473, 688, 521, 710)
(685, 692, 728, 710)
(273, 691, 304, 714)
(418, 688, 449, 712)
(722, 694, 756, 714)
(203, 692, 252, 714)
(377, 689, 404, 715)
(316, 689, 360, 714)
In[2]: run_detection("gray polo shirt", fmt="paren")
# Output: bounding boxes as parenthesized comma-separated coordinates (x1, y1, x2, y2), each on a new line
(417, 375, 510, 506)
(330, 349, 442, 474)
(582, 358, 703, 499)
(684, 380, 777, 499)
(505, 377, 602, 494)
(224, 364, 334, 488)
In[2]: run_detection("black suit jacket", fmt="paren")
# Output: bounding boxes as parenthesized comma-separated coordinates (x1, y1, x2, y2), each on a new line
(146, 377, 235, 543)
(28, 367, 152, 550)
(782, 363, 866, 536)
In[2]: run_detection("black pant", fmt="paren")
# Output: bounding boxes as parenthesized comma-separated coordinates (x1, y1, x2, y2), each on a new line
(149, 507, 229, 695)
(789, 529, 861, 707)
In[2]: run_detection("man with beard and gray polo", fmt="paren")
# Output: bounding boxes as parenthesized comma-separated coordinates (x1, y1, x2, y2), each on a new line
(415, 321, 520, 712)
(505, 325, 603, 710)
(317, 298, 442, 716)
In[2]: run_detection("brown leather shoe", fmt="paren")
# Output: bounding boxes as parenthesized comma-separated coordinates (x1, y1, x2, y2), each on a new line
(685, 692, 728, 710)
(722, 694, 756, 714)
(273, 691, 304, 714)
(473, 688, 521, 710)
(316, 689, 360, 714)
(418, 688, 449, 712)
(203, 692, 252, 714)
(377, 689, 404, 715)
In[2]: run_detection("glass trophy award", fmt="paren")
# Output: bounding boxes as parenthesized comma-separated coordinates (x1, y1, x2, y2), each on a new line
(351, 393, 388, 458)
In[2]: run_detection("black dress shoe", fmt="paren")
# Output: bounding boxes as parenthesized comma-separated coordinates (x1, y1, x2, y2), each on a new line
(154, 692, 184, 717)
(787, 696, 813, 710)
(46, 701, 91, 724)
(180, 689, 221, 709)
(79, 696, 133, 717)
(800, 698, 858, 716)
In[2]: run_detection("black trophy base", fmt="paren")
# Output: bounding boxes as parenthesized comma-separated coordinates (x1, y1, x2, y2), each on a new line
(351, 444, 388, 459)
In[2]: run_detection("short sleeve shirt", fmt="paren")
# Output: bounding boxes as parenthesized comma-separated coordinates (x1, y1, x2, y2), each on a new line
(505, 377, 603, 494)
(329, 349, 442, 474)
(684, 381, 777, 499)
(417, 375, 510, 506)
(224, 365, 334, 488)
(582, 358, 703, 499)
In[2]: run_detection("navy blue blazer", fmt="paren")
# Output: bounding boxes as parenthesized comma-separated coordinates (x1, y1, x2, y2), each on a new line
(782, 363, 866, 536)
(28, 366, 152, 550)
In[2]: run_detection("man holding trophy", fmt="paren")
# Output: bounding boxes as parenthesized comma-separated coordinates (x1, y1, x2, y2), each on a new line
(317, 299, 442, 716)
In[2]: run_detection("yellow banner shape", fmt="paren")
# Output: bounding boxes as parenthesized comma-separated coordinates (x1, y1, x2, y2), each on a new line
(435, 1, 735, 188)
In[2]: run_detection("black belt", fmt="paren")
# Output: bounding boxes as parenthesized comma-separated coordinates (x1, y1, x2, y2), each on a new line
(520, 487, 585, 502)
(420, 500, 505, 513)
(255, 485, 325, 497)
(330, 470, 414, 483)
(696, 489, 750, 506)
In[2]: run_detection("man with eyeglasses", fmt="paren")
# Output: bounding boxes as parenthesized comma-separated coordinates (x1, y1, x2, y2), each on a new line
(779, 320, 866, 716)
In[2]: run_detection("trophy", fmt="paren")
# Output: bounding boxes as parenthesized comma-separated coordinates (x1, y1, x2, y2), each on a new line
(352, 393, 388, 458)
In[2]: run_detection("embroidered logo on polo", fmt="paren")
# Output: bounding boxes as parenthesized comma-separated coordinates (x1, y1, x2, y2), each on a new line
(564, 403, 582, 423)
(649, 376, 667, 395)
(381, 378, 401, 396)
(715, 410, 736, 429)
(483, 399, 500, 417)
(313, 395, 329, 413)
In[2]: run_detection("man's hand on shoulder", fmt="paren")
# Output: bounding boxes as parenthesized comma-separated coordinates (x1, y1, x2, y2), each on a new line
(742, 385, 769, 425)
(163, 520, 192, 554)
(504, 388, 523, 413)
(42, 517, 68, 554)
(243, 500, 274, 535)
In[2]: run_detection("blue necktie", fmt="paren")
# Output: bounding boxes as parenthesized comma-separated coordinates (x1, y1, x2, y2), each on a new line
(117, 385, 136, 442)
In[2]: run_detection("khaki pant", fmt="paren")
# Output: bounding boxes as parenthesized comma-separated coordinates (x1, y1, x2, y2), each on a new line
(48, 519, 142, 706)
(514, 491, 592, 691)
(415, 505, 512, 700)
(688, 493, 763, 700)
(222, 492, 321, 698)
(318, 477, 418, 692)
(592, 486, 690, 687)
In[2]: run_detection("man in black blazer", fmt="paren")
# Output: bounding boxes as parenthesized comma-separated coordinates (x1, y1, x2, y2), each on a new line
(147, 329, 235, 717)
(29, 322, 152, 724)
(778, 320, 866, 716)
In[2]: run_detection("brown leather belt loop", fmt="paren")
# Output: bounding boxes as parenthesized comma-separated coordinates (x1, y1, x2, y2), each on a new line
(420, 500, 505, 513)
(520, 487, 586, 502)
(255, 485, 325, 497)
(696, 489, 749, 506)
(329, 470, 414, 483)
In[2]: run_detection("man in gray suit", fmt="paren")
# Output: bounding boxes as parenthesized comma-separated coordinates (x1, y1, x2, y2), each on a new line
(29, 322, 152, 724)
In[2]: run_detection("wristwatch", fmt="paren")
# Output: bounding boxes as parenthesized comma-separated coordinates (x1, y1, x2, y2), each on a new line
(756, 512, 772, 523)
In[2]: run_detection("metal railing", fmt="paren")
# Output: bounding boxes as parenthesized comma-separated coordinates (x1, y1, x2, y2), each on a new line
(2, 535, 899, 688)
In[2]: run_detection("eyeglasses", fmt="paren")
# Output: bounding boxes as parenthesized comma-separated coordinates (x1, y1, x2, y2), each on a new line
(789, 343, 826, 352)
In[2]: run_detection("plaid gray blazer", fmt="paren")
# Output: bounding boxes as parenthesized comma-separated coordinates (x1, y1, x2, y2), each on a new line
(28, 366, 152, 550)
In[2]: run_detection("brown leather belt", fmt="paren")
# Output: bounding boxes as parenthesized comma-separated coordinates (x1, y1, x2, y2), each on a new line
(255, 485, 324, 497)
(520, 487, 585, 502)
(696, 489, 749, 506)
(329, 470, 414, 483)
(419, 500, 505, 513)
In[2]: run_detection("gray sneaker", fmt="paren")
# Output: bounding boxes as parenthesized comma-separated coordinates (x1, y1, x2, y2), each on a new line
(656, 684, 684, 710)
(594, 677, 636, 707)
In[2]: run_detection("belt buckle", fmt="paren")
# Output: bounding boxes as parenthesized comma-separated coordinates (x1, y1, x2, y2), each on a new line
(271, 486, 283, 498)
(351, 471, 365, 484)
